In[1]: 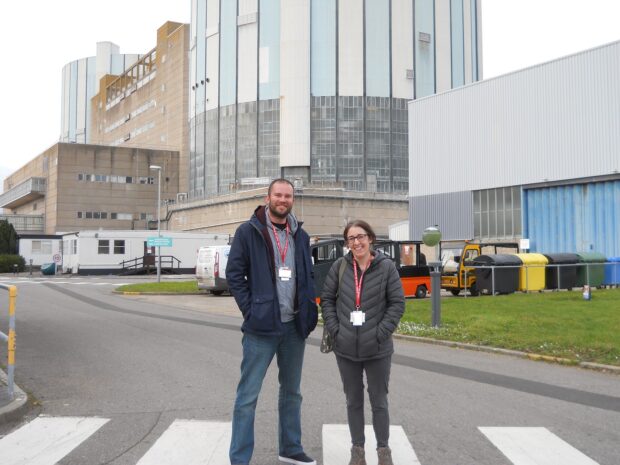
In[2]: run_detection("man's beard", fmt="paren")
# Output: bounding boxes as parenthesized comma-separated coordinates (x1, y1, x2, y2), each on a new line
(268, 202, 292, 220)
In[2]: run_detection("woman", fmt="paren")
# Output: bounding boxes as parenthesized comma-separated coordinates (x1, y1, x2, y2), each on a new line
(321, 220, 405, 465)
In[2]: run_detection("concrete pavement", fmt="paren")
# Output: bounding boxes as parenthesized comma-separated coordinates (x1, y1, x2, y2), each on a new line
(0, 367, 28, 424)
(1, 284, 618, 427)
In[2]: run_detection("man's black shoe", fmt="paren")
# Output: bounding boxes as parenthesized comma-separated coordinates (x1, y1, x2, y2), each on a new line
(278, 452, 317, 465)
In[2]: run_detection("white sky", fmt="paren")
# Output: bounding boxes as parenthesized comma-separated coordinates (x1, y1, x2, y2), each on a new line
(1, 0, 620, 185)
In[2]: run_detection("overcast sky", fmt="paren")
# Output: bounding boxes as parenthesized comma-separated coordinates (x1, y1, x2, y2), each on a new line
(1, 0, 620, 186)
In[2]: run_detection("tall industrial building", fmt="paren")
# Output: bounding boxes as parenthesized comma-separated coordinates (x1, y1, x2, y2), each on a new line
(188, 0, 482, 200)
(60, 42, 140, 144)
(90, 22, 191, 194)
(408, 41, 620, 257)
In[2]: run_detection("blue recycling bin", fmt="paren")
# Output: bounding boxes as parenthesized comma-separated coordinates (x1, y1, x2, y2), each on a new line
(604, 257, 620, 286)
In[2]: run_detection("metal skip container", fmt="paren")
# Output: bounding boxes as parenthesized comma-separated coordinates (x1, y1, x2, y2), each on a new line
(473, 254, 522, 295)
(575, 252, 607, 287)
(513, 253, 548, 291)
(544, 253, 579, 290)
(603, 256, 620, 287)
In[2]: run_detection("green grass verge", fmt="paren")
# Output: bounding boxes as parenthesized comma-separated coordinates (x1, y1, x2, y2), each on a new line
(119, 281, 620, 366)
(116, 281, 204, 294)
(400, 288, 620, 366)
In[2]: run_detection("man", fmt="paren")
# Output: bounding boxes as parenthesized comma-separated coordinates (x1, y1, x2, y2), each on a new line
(226, 178, 319, 465)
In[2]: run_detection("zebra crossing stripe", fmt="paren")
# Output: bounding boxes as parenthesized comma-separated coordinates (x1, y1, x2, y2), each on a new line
(322, 424, 421, 465)
(136, 420, 231, 465)
(0, 416, 109, 465)
(479, 427, 600, 465)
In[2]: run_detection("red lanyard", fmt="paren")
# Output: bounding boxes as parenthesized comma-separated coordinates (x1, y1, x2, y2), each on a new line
(271, 222, 290, 263)
(353, 259, 370, 310)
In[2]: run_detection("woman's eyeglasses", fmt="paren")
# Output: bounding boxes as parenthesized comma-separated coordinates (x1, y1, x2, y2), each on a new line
(346, 233, 369, 244)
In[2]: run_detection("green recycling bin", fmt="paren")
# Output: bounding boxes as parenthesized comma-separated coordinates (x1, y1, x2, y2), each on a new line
(575, 252, 606, 287)
(41, 263, 56, 275)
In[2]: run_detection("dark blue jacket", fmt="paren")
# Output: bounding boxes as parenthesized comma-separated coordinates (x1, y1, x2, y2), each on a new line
(226, 206, 318, 338)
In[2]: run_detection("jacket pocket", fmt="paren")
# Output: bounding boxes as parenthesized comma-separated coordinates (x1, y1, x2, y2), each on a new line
(248, 294, 275, 330)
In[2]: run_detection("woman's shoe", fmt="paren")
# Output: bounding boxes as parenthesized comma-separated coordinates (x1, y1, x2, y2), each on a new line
(348, 445, 366, 465)
(377, 447, 393, 465)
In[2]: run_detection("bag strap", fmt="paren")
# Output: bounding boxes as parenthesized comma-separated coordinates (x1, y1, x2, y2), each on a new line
(336, 257, 347, 296)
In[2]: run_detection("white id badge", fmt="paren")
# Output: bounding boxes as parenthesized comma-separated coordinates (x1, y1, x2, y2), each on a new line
(278, 266, 292, 281)
(351, 310, 364, 326)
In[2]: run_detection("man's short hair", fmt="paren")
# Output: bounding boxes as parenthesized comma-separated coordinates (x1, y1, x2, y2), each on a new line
(268, 178, 295, 196)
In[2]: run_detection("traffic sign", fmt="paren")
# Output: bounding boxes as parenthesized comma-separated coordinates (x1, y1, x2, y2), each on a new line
(53, 253, 62, 264)
(147, 237, 173, 247)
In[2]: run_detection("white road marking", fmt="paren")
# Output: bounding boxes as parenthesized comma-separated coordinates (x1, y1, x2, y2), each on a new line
(0, 280, 129, 286)
(479, 427, 600, 465)
(322, 424, 421, 465)
(0, 416, 109, 465)
(136, 420, 231, 465)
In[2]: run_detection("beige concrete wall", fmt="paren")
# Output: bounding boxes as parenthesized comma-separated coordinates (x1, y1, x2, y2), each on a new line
(2, 145, 58, 233)
(55, 144, 179, 233)
(3, 143, 179, 234)
(90, 22, 190, 195)
(165, 188, 408, 237)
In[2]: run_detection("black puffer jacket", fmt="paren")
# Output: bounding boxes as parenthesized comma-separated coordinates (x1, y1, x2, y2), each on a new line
(321, 251, 405, 361)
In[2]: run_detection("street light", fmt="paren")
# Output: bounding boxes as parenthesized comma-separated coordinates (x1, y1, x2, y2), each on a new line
(149, 164, 162, 283)
(422, 225, 442, 327)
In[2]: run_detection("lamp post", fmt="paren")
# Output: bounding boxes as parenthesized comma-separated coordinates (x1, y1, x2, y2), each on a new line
(149, 165, 162, 283)
(422, 226, 442, 327)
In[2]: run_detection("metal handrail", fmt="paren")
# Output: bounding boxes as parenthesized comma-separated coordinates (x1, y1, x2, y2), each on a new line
(120, 255, 181, 272)
(0, 284, 17, 399)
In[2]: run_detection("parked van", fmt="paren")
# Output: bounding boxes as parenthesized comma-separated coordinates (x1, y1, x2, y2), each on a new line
(196, 245, 231, 295)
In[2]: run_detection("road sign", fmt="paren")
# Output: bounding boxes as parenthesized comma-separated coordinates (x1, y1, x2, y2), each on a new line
(147, 237, 173, 247)
(53, 253, 62, 264)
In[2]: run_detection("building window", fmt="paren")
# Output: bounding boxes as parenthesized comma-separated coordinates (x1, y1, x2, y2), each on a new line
(114, 240, 125, 254)
(32, 240, 52, 255)
(72, 240, 77, 254)
(77, 212, 82, 218)
(473, 186, 522, 240)
(98, 240, 110, 254)
(85, 212, 93, 219)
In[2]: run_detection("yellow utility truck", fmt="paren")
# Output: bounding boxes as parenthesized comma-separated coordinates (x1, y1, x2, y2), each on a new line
(441, 242, 519, 296)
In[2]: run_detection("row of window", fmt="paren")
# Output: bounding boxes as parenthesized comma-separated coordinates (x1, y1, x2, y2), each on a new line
(109, 121, 156, 146)
(76, 211, 153, 221)
(105, 100, 157, 133)
(77, 174, 154, 184)
(98, 240, 126, 255)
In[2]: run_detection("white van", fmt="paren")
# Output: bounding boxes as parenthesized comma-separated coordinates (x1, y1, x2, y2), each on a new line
(196, 245, 231, 295)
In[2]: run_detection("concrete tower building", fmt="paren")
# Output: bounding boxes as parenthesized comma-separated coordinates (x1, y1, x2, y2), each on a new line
(60, 42, 140, 144)
(188, 0, 482, 200)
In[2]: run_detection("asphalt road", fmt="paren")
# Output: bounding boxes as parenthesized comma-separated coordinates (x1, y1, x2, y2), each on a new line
(0, 275, 618, 465)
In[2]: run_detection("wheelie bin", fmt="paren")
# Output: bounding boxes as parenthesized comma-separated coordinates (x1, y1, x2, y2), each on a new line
(472, 254, 522, 295)
(575, 252, 606, 287)
(603, 256, 620, 287)
(544, 253, 579, 290)
(513, 253, 548, 291)
(41, 263, 56, 275)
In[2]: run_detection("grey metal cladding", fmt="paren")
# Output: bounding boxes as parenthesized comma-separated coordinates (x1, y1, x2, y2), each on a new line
(409, 191, 474, 241)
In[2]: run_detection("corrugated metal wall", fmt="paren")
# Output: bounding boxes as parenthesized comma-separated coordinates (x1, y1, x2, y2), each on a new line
(524, 180, 620, 257)
(409, 191, 474, 241)
(408, 41, 620, 198)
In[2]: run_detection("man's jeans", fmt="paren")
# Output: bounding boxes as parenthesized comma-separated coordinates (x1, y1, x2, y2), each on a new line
(230, 321, 306, 465)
